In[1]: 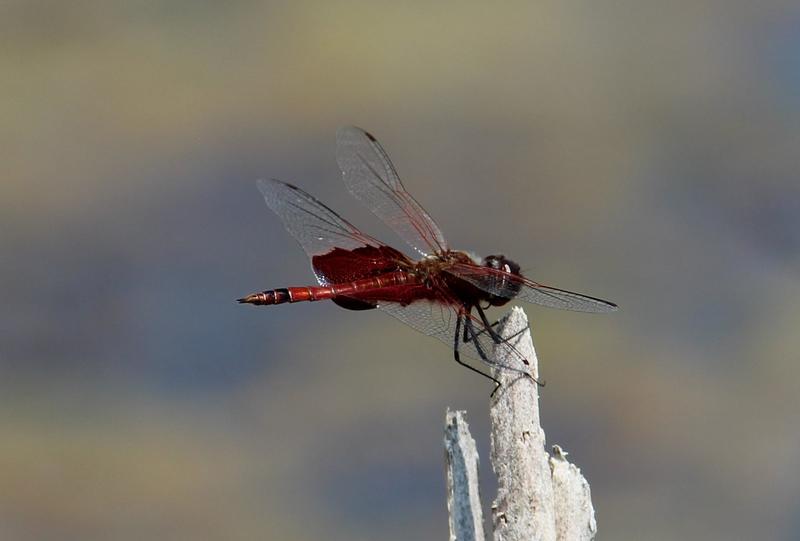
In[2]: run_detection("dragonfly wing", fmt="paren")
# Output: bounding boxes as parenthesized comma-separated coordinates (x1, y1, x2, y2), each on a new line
(378, 300, 530, 370)
(257, 179, 388, 285)
(378, 300, 457, 343)
(336, 126, 448, 257)
(445, 263, 618, 313)
(257, 178, 381, 256)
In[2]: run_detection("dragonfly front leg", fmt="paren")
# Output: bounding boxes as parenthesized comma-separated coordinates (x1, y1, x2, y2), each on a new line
(466, 307, 542, 385)
(466, 315, 501, 342)
(472, 305, 528, 346)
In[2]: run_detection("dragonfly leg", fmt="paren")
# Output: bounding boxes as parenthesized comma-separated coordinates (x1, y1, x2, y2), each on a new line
(462, 311, 504, 345)
(453, 312, 501, 394)
(475, 305, 527, 345)
(461, 313, 506, 396)
(475, 306, 527, 350)
(471, 307, 502, 343)
(467, 308, 543, 387)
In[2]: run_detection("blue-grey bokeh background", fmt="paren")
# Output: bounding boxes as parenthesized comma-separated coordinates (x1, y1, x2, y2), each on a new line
(3, 2, 800, 539)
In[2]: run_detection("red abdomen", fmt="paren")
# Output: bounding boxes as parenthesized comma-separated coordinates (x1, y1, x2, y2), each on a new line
(237, 271, 426, 308)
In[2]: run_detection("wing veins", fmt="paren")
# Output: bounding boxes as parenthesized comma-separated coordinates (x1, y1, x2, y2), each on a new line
(337, 126, 448, 257)
(444, 263, 617, 313)
(354, 150, 444, 254)
(283, 199, 371, 245)
(287, 190, 374, 246)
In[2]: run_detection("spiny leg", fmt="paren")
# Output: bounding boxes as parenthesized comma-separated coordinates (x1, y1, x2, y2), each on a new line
(461, 313, 507, 396)
(475, 304, 503, 344)
(462, 311, 513, 366)
(463, 314, 493, 359)
(463, 314, 499, 342)
(453, 311, 501, 393)
(475, 304, 528, 345)
(466, 309, 543, 387)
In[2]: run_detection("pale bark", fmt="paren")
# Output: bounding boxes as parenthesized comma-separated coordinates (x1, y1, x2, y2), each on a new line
(444, 307, 596, 541)
(490, 307, 556, 541)
(550, 445, 597, 540)
(444, 410, 486, 541)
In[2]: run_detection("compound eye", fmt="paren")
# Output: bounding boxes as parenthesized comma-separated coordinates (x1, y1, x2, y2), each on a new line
(484, 255, 501, 269)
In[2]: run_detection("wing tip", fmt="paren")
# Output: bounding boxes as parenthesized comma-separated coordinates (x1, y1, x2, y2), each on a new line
(337, 125, 375, 142)
(601, 300, 619, 313)
(256, 178, 302, 195)
(572, 296, 618, 313)
(537, 283, 619, 313)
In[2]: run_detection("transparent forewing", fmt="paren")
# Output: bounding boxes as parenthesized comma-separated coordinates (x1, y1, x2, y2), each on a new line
(336, 126, 448, 257)
(445, 263, 618, 313)
(257, 178, 383, 258)
(378, 300, 528, 370)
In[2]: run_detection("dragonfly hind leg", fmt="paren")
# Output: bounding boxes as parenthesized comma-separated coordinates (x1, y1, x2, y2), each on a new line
(453, 312, 501, 395)
(465, 308, 544, 388)
(474, 305, 528, 348)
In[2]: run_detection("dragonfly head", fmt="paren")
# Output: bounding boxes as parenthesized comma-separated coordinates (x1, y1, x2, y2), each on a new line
(483, 254, 520, 275)
(482, 255, 522, 305)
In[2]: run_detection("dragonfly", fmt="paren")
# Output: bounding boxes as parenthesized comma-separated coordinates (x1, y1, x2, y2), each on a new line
(239, 126, 617, 390)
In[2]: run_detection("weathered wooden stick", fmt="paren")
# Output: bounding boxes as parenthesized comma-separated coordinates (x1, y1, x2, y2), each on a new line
(550, 445, 597, 540)
(444, 410, 486, 541)
(444, 307, 596, 540)
(491, 307, 597, 541)
(490, 307, 557, 541)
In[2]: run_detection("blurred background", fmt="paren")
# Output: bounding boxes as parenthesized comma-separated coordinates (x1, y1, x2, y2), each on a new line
(2, 1, 799, 539)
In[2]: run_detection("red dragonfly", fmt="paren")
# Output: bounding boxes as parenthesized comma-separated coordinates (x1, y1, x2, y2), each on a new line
(239, 127, 616, 389)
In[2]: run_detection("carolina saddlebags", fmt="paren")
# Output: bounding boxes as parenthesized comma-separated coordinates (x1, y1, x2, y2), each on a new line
(239, 127, 617, 389)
